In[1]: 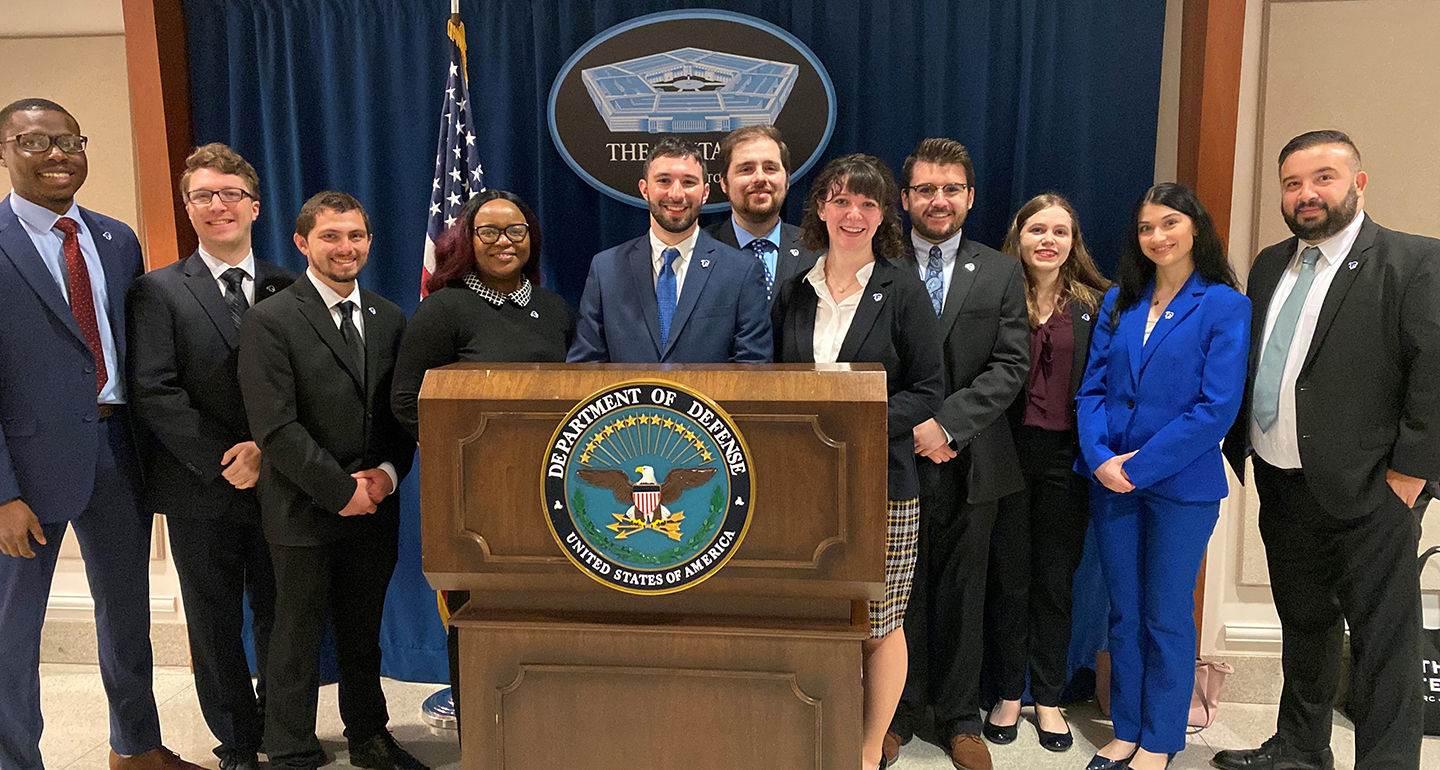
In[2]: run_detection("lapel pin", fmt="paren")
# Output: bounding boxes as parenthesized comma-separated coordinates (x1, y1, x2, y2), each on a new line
(530, 309, 540, 318)
(1164, 310, 1174, 320)
(872, 292, 883, 302)
(265, 285, 276, 293)
(1082, 313, 1091, 321)
(964, 262, 975, 272)
(368, 306, 376, 315)
(789, 248, 799, 256)
(700, 258, 711, 268)
(1348, 261, 1358, 270)
(102, 231, 112, 241)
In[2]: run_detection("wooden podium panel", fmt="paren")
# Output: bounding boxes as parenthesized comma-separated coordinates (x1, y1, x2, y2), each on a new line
(420, 363, 889, 609)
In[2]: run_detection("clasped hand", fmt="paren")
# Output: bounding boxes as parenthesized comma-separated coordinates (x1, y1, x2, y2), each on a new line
(340, 468, 394, 516)
(1095, 450, 1138, 493)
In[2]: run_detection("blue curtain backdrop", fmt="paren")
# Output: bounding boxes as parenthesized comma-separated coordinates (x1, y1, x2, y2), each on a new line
(184, 0, 1165, 686)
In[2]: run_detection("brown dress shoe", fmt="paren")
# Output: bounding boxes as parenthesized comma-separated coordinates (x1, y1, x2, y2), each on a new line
(949, 734, 993, 770)
(109, 747, 206, 770)
(882, 731, 903, 765)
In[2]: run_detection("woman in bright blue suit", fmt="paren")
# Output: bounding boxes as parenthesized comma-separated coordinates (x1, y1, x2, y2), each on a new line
(1075, 183, 1249, 770)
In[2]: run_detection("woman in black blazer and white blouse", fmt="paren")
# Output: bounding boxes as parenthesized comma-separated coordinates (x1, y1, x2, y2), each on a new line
(772, 154, 944, 770)
(981, 193, 1110, 752)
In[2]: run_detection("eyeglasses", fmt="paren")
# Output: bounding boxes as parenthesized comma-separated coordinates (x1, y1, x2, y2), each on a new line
(185, 188, 255, 205)
(3, 133, 87, 155)
(904, 183, 970, 199)
(473, 224, 529, 244)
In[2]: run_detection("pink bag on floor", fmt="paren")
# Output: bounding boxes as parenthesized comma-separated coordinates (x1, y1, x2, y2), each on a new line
(1189, 659, 1235, 728)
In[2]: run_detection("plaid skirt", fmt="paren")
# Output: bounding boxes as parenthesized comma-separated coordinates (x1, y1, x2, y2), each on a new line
(869, 497, 920, 638)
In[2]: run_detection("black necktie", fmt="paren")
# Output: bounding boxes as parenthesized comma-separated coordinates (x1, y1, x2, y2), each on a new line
(336, 300, 365, 368)
(220, 267, 249, 330)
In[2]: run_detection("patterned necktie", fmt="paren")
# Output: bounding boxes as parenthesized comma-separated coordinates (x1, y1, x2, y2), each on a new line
(924, 245, 945, 317)
(53, 217, 107, 393)
(336, 300, 365, 368)
(745, 238, 776, 300)
(220, 267, 249, 330)
(1253, 246, 1322, 432)
(657, 248, 680, 346)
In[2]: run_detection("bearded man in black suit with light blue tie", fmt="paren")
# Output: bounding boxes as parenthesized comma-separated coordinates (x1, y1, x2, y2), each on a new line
(0, 98, 204, 770)
(128, 143, 295, 770)
(567, 135, 772, 363)
(703, 125, 820, 304)
(1216, 131, 1440, 770)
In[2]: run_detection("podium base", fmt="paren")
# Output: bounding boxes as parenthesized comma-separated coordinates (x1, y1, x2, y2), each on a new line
(421, 688, 457, 730)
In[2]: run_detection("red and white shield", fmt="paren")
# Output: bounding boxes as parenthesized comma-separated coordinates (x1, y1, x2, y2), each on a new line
(632, 485, 661, 516)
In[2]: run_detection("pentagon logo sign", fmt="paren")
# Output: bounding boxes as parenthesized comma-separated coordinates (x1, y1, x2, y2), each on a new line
(543, 381, 754, 594)
(548, 9, 836, 213)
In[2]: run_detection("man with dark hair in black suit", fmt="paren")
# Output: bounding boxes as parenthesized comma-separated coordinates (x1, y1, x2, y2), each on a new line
(238, 191, 422, 770)
(1216, 130, 1440, 770)
(128, 143, 295, 770)
(703, 125, 819, 303)
(886, 138, 1030, 770)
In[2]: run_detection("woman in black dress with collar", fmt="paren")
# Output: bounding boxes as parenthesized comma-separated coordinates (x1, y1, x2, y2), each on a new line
(772, 154, 944, 770)
(391, 189, 576, 733)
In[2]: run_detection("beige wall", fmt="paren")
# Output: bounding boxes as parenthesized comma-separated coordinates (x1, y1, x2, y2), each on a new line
(0, 34, 138, 232)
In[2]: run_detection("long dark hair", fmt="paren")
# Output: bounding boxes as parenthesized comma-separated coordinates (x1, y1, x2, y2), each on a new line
(1113, 182, 1237, 322)
(1001, 192, 1109, 328)
(425, 189, 542, 295)
(797, 154, 906, 263)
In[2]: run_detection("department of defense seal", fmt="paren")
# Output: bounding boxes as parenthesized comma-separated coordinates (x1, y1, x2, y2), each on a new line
(543, 380, 754, 595)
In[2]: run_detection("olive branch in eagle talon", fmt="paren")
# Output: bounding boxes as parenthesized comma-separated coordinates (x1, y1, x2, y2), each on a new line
(578, 465, 717, 541)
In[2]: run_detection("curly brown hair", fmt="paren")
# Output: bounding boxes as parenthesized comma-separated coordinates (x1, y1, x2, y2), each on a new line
(181, 143, 260, 198)
(797, 154, 905, 263)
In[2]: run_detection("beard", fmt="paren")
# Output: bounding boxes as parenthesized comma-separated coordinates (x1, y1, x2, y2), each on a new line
(910, 204, 964, 243)
(1283, 183, 1359, 242)
(649, 197, 701, 234)
(733, 184, 786, 221)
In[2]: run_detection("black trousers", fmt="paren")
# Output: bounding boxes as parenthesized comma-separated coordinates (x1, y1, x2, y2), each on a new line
(444, 589, 468, 738)
(982, 426, 1089, 707)
(892, 453, 999, 739)
(264, 522, 399, 768)
(1254, 457, 1422, 770)
(168, 516, 275, 760)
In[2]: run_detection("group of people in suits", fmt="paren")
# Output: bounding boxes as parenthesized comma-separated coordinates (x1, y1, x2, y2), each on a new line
(0, 89, 1432, 770)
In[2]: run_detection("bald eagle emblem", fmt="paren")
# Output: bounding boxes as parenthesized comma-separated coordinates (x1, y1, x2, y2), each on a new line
(578, 465, 716, 540)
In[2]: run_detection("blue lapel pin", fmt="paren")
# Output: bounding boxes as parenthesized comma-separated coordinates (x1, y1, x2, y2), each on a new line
(102, 231, 112, 241)
(530, 309, 540, 318)
(789, 248, 799, 256)
(700, 258, 711, 268)
(1164, 310, 1174, 320)
(1082, 313, 1091, 321)
(872, 292, 883, 302)
(368, 306, 376, 315)
(964, 262, 975, 272)
(1348, 260, 1358, 270)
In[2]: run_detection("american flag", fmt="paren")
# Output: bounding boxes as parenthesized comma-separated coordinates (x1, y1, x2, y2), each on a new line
(421, 9, 485, 298)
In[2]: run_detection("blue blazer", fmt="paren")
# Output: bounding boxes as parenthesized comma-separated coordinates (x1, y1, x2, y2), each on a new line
(1075, 274, 1250, 502)
(0, 195, 143, 524)
(567, 230, 773, 363)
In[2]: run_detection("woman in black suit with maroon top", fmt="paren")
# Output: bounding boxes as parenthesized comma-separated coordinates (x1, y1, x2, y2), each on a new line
(981, 193, 1109, 752)
(772, 154, 944, 770)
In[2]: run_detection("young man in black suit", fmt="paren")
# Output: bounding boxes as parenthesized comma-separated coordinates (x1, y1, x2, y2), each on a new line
(885, 138, 1030, 770)
(703, 125, 820, 303)
(128, 143, 295, 770)
(1217, 131, 1440, 770)
(238, 192, 422, 770)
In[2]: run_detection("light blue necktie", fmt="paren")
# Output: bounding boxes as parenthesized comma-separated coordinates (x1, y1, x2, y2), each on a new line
(1253, 246, 1322, 432)
(745, 238, 776, 300)
(924, 245, 945, 317)
(657, 247, 680, 346)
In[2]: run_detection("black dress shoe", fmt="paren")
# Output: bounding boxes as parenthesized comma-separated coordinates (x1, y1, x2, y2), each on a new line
(348, 732, 429, 770)
(1085, 749, 1135, 770)
(1036, 725, 1073, 752)
(982, 712, 1018, 745)
(218, 754, 260, 770)
(1211, 735, 1334, 770)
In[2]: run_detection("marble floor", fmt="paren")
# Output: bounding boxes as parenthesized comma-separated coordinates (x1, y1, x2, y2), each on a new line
(34, 663, 1440, 770)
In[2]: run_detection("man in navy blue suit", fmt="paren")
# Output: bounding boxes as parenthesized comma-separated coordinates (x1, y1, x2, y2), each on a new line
(0, 98, 203, 770)
(567, 135, 772, 363)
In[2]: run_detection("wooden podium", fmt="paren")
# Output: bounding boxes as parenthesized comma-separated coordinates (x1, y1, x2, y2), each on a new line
(418, 363, 888, 770)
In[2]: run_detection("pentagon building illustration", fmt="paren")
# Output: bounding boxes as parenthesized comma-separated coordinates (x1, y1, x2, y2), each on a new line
(581, 48, 800, 133)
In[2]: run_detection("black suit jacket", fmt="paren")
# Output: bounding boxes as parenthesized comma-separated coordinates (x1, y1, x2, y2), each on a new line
(704, 217, 821, 297)
(238, 275, 414, 546)
(1223, 215, 1440, 519)
(892, 238, 1031, 502)
(772, 257, 944, 499)
(128, 253, 296, 521)
(1004, 298, 1100, 433)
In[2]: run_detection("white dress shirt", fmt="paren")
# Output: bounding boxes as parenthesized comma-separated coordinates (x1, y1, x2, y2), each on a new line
(1250, 211, 1367, 469)
(198, 248, 257, 304)
(806, 257, 875, 364)
(911, 229, 963, 313)
(649, 227, 700, 302)
(304, 269, 398, 491)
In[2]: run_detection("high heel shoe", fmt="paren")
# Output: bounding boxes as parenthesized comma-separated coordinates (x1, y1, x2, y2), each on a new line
(1084, 749, 1136, 770)
(982, 711, 1018, 745)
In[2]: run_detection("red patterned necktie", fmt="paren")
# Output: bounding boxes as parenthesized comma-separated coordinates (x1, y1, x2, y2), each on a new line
(53, 216, 108, 393)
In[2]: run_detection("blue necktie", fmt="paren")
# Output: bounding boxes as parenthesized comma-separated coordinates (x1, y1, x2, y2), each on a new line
(924, 245, 945, 317)
(657, 247, 680, 346)
(745, 238, 776, 300)
(1253, 246, 1322, 432)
